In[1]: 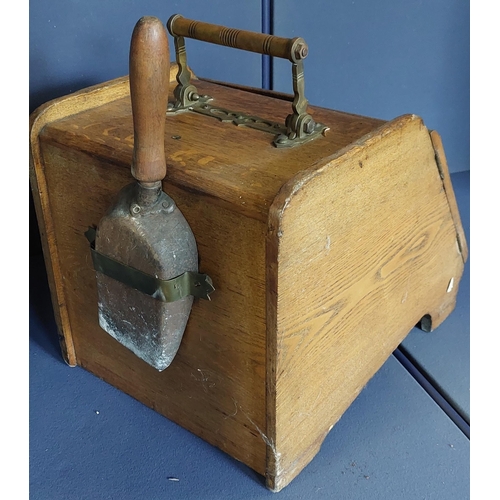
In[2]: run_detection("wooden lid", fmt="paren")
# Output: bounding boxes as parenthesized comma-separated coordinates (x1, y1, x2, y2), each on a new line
(38, 74, 385, 222)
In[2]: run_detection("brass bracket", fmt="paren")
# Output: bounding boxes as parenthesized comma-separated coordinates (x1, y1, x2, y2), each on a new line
(85, 227, 215, 302)
(167, 32, 328, 148)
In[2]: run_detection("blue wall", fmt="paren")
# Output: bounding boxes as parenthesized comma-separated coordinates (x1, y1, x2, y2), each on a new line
(272, 0, 470, 174)
(29, 0, 263, 112)
(30, 0, 469, 252)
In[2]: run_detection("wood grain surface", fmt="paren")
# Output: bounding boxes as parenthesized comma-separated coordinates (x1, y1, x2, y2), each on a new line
(39, 78, 384, 223)
(38, 137, 269, 473)
(265, 114, 465, 490)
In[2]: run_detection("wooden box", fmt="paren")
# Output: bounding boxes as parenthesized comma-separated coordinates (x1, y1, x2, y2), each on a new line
(30, 52, 467, 489)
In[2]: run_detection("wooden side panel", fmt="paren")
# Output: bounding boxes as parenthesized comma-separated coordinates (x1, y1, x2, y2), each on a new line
(266, 115, 466, 491)
(39, 140, 268, 475)
(29, 76, 132, 366)
(430, 130, 468, 262)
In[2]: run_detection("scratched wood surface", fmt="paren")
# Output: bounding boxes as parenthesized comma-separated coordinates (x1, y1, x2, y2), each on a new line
(30, 69, 466, 491)
(265, 115, 466, 490)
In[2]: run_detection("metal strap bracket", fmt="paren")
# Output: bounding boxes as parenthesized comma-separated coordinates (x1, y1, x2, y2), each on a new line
(85, 227, 215, 302)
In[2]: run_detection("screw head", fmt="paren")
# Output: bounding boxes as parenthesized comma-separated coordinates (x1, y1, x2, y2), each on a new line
(131, 204, 141, 215)
(294, 43, 308, 60)
(303, 118, 316, 134)
(162, 200, 175, 213)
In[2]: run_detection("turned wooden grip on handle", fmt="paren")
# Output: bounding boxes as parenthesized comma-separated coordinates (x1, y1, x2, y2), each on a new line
(167, 14, 308, 62)
(129, 16, 170, 183)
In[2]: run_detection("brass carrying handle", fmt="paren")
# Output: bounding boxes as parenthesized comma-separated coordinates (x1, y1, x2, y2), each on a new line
(167, 14, 308, 62)
(166, 15, 327, 148)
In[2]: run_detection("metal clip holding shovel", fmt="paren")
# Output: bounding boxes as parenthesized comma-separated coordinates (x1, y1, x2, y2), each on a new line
(90, 17, 214, 371)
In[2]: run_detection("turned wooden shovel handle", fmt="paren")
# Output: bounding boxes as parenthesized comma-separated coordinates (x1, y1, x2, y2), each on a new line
(129, 16, 170, 183)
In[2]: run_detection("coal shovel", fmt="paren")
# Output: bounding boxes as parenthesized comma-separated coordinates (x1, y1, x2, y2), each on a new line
(88, 16, 214, 371)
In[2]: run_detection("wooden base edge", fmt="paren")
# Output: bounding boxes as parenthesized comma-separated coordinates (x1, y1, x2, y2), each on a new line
(264, 284, 462, 492)
(417, 286, 459, 333)
(265, 427, 331, 492)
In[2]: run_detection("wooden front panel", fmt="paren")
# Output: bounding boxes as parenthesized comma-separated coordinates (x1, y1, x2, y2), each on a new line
(266, 115, 465, 490)
(39, 140, 268, 475)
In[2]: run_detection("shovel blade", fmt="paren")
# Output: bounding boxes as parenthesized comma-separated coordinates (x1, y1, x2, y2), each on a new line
(95, 183, 198, 371)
